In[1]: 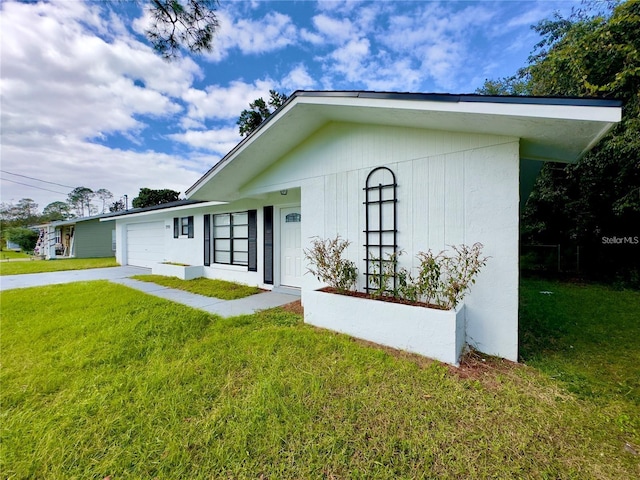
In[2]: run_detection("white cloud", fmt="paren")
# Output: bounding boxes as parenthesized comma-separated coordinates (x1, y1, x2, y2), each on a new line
(205, 9, 298, 62)
(0, 133, 204, 209)
(312, 14, 356, 44)
(281, 64, 316, 91)
(182, 79, 275, 121)
(0, 0, 205, 208)
(0, 0, 199, 142)
(168, 127, 240, 155)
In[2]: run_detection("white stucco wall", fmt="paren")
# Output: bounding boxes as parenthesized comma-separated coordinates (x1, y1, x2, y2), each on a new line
(244, 122, 520, 361)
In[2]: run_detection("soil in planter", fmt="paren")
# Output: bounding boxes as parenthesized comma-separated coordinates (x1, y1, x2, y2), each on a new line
(318, 287, 449, 311)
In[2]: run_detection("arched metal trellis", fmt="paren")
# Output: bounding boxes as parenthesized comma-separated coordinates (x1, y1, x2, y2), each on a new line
(363, 166, 398, 293)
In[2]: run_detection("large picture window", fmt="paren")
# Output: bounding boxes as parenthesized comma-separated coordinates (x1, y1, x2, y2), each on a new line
(213, 212, 249, 266)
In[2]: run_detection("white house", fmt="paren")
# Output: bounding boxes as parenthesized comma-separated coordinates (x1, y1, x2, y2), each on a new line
(108, 91, 621, 363)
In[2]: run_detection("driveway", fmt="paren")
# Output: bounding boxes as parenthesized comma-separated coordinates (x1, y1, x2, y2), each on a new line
(0, 266, 151, 291)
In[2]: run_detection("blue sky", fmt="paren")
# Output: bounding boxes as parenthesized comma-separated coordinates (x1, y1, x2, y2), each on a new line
(0, 0, 579, 211)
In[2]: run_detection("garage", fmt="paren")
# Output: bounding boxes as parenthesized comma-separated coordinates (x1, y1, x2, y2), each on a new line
(126, 221, 165, 268)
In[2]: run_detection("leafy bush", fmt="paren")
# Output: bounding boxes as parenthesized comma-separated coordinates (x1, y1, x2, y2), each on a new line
(3, 227, 38, 252)
(396, 243, 488, 309)
(306, 237, 487, 309)
(304, 236, 358, 292)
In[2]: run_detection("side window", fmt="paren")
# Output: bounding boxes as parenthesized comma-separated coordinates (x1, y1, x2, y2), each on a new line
(173, 216, 194, 238)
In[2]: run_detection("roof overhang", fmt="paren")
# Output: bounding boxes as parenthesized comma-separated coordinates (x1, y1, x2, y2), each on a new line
(187, 91, 621, 201)
(100, 200, 226, 222)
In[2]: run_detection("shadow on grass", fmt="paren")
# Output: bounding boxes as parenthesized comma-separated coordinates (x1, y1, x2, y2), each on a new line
(519, 276, 640, 404)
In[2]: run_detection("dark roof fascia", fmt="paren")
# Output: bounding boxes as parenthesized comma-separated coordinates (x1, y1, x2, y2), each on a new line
(48, 212, 117, 227)
(185, 90, 622, 196)
(293, 90, 623, 108)
(101, 199, 207, 219)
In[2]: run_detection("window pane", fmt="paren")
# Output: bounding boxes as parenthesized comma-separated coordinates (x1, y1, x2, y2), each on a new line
(234, 252, 248, 264)
(214, 214, 230, 226)
(234, 225, 248, 238)
(233, 212, 248, 225)
(215, 239, 230, 251)
(215, 251, 231, 264)
(214, 226, 230, 238)
(233, 239, 248, 253)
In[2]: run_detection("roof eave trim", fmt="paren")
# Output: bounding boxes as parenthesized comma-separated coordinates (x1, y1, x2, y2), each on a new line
(100, 200, 227, 221)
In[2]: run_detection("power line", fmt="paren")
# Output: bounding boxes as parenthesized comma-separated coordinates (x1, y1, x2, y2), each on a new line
(0, 169, 74, 189)
(0, 177, 69, 196)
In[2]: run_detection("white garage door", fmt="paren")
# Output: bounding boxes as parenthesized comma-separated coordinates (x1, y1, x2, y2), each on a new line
(126, 221, 165, 268)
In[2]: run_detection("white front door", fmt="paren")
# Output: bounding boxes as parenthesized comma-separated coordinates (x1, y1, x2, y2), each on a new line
(280, 207, 302, 287)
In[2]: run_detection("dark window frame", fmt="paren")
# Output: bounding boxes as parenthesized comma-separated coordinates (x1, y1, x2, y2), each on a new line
(173, 216, 194, 238)
(213, 212, 249, 266)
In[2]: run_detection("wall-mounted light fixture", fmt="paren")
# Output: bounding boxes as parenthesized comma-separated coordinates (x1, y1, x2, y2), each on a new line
(280, 189, 288, 196)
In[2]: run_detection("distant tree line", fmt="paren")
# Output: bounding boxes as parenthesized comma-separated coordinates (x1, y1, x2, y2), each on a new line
(1, 187, 181, 251)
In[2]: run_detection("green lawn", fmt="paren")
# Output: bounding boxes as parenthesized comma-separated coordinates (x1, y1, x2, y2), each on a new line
(1, 279, 638, 478)
(0, 257, 118, 275)
(0, 250, 31, 260)
(132, 274, 262, 299)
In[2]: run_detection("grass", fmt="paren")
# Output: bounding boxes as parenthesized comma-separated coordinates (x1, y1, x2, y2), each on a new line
(0, 250, 31, 260)
(132, 274, 262, 300)
(519, 277, 640, 436)
(0, 257, 118, 275)
(1, 279, 638, 478)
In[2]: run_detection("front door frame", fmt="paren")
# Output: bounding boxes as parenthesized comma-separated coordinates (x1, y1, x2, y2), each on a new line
(275, 203, 302, 288)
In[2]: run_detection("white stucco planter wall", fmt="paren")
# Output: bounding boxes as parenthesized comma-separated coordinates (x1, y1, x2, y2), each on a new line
(304, 289, 466, 366)
(152, 263, 204, 280)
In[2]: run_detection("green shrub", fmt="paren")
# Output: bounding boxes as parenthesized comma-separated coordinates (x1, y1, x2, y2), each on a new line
(304, 236, 358, 292)
(3, 227, 38, 252)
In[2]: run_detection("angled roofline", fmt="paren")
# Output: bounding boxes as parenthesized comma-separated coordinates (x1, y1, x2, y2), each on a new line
(99, 199, 226, 221)
(185, 90, 622, 197)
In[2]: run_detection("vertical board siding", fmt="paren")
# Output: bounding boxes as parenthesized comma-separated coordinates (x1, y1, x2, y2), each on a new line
(324, 174, 337, 235)
(444, 154, 465, 246)
(428, 156, 446, 248)
(411, 158, 430, 264)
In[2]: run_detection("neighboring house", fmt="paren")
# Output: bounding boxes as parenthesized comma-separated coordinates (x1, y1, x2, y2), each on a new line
(5, 240, 21, 251)
(107, 91, 621, 361)
(35, 214, 116, 259)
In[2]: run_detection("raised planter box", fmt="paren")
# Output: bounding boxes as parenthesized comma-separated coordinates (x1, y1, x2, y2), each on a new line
(152, 263, 203, 280)
(304, 289, 466, 366)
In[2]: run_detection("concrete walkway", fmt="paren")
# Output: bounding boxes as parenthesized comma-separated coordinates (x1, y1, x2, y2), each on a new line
(0, 267, 300, 317)
(0, 266, 151, 290)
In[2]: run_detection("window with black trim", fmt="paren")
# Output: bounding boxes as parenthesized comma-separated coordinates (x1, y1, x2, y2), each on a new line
(213, 212, 249, 266)
(173, 216, 194, 238)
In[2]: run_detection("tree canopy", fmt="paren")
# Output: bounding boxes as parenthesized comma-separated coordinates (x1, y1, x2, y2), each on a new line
(479, 0, 640, 282)
(67, 187, 95, 218)
(132, 188, 181, 208)
(145, 0, 220, 59)
(0, 198, 39, 226)
(237, 90, 289, 137)
(42, 201, 72, 222)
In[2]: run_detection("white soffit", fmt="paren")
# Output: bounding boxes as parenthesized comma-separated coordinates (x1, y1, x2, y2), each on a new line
(187, 92, 621, 200)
